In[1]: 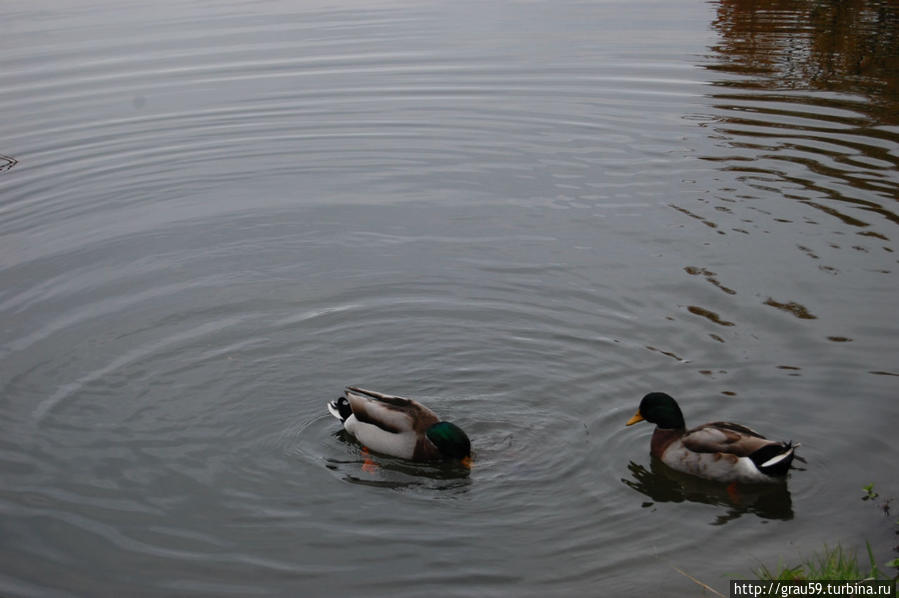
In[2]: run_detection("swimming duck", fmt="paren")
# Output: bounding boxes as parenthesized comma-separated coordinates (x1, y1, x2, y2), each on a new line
(327, 386, 471, 464)
(626, 392, 798, 483)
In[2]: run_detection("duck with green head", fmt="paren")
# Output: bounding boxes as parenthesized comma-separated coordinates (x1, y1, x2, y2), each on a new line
(626, 392, 798, 483)
(328, 387, 471, 465)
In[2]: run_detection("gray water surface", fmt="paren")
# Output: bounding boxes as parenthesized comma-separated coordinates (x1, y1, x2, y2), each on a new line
(2, 0, 897, 596)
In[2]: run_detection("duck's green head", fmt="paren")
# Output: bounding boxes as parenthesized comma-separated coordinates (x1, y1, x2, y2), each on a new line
(426, 422, 471, 463)
(626, 392, 686, 429)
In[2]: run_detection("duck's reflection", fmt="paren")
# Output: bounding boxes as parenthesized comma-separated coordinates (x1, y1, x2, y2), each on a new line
(622, 458, 794, 524)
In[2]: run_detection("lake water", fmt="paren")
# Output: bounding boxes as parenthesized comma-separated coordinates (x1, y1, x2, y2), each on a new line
(2, 0, 897, 595)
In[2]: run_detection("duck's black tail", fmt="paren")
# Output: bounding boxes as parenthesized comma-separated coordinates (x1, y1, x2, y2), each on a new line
(751, 441, 799, 478)
(327, 396, 353, 422)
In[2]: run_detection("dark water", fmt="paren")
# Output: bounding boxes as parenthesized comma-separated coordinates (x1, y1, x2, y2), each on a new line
(1, 0, 897, 595)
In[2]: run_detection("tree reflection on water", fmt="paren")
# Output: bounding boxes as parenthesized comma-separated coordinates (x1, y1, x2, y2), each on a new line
(708, 0, 899, 122)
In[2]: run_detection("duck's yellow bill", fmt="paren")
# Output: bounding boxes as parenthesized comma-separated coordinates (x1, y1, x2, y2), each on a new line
(625, 412, 644, 426)
(461, 456, 473, 469)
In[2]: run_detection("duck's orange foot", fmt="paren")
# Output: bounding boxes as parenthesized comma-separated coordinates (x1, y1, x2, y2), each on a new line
(361, 447, 378, 473)
(726, 481, 741, 504)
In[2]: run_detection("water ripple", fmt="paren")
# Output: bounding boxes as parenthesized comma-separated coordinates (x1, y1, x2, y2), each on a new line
(2, 0, 897, 595)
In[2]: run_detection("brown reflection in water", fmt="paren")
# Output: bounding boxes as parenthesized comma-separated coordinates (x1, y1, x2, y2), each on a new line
(701, 0, 899, 233)
(670, 204, 718, 229)
(708, 0, 899, 119)
(777, 365, 803, 376)
(763, 297, 817, 319)
(698, 369, 728, 377)
(684, 266, 738, 295)
(645, 345, 687, 362)
(687, 305, 736, 326)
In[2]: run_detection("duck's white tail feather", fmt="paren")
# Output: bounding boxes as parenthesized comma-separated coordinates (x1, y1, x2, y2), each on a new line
(327, 396, 353, 423)
(760, 444, 796, 469)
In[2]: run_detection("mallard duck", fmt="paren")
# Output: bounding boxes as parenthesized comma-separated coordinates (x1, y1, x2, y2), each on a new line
(327, 386, 471, 464)
(626, 392, 798, 483)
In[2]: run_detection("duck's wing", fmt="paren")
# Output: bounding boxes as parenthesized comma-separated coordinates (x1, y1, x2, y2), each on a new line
(344, 387, 439, 434)
(681, 421, 776, 457)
